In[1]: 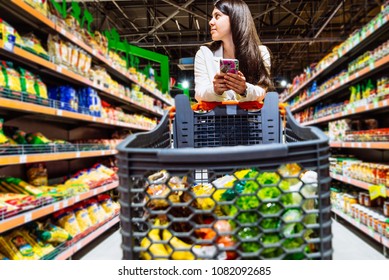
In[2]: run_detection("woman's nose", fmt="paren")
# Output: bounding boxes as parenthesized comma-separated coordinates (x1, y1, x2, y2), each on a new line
(209, 18, 215, 26)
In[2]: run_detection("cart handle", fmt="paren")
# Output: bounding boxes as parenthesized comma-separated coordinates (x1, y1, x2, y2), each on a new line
(169, 101, 287, 119)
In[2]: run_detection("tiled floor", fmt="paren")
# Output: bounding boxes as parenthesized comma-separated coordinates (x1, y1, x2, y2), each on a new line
(74, 219, 387, 260)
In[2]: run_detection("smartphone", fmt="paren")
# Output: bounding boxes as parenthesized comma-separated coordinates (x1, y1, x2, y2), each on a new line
(220, 58, 239, 74)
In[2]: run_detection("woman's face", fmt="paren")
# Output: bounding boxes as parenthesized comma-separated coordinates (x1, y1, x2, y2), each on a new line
(209, 8, 231, 41)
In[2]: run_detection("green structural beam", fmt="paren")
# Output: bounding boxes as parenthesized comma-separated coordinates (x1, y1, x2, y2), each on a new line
(126, 44, 170, 94)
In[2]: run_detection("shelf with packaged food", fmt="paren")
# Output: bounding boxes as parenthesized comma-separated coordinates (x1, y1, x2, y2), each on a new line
(1, 0, 173, 107)
(0, 40, 164, 118)
(0, 96, 151, 131)
(0, 146, 117, 166)
(330, 172, 389, 196)
(330, 142, 389, 149)
(332, 207, 383, 243)
(290, 53, 389, 113)
(55, 215, 119, 260)
(282, 11, 389, 103)
(0, 181, 118, 234)
(301, 99, 389, 126)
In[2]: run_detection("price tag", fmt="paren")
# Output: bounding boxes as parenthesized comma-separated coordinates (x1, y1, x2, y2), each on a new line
(351, 108, 355, 114)
(111, 150, 116, 155)
(53, 202, 60, 212)
(19, 155, 27, 163)
(383, 100, 388, 106)
(76, 243, 82, 251)
(75, 195, 80, 203)
(63, 200, 68, 207)
(76, 152, 81, 158)
(25, 212, 32, 223)
(355, 72, 359, 78)
(92, 49, 97, 56)
(369, 185, 387, 200)
(101, 151, 106, 155)
(92, 117, 97, 122)
(366, 143, 371, 148)
(373, 101, 379, 108)
(57, 110, 63, 116)
(365, 104, 369, 110)
(93, 189, 97, 195)
(57, 66, 62, 73)
(358, 143, 362, 148)
(103, 186, 107, 192)
(104, 119, 108, 124)
(119, 94, 124, 99)
(60, 28, 66, 35)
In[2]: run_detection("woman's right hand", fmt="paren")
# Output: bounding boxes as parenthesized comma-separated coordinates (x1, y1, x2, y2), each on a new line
(213, 73, 228, 95)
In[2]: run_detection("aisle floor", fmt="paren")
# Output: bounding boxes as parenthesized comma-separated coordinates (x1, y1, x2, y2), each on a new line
(75, 218, 387, 260)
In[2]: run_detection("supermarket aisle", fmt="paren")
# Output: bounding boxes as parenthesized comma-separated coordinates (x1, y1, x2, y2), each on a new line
(75, 219, 387, 260)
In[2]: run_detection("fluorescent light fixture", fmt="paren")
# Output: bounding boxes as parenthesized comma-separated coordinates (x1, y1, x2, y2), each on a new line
(175, 20, 181, 31)
(195, 18, 200, 30)
(182, 80, 189, 89)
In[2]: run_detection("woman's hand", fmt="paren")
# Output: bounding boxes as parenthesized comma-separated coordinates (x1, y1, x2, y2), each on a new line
(224, 71, 247, 95)
(213, 73, 228, 95)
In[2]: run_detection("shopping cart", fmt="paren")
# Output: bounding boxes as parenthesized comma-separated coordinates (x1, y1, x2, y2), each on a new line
(117, 92, 332, 260)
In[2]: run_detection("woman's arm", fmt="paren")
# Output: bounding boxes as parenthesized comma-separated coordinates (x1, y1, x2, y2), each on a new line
(194, 48, 227, 102)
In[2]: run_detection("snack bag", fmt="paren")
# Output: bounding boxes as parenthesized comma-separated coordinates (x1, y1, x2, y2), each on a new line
(21, 229, 55, 258)
(12, 130, 28, 144)
(19, 68, 36, 95)
(2, 61, 21, 92)
(34, 76, 48, 99)
(0, 118, 9, 144)
(84, 199, 102, 225)
(26, 132, 51, 144)
(26, 162, 48, 186)
(0, 229, 40, 260)
(73, 205, 93, 232)
(53, 210, 81, 237)
(97, 194, 114, 216)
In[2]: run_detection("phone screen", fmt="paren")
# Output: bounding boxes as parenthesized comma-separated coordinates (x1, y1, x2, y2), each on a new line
(220, 59, 239, 74)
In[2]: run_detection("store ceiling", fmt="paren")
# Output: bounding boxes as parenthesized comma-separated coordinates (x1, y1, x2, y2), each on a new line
(73, 0, 383, 88)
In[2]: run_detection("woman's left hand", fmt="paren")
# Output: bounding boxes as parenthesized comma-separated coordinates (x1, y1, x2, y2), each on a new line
(224, 71, 247, 95)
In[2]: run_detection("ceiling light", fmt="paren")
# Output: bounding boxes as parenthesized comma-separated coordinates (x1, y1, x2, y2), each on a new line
(280, 80, 287, 87)
(175, 20, 181, 31)
(195, 19, 200, 30)
(182, 81, 189, 89)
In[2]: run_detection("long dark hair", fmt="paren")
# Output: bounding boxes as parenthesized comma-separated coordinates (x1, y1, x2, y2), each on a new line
(209, 0, 273, 89)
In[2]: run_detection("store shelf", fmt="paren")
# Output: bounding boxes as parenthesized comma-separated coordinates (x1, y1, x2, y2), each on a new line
(55, 215, 120, 260)
(0, 40, 164, 117)
(302, 99, 389, 126)
(282, 17, 389, 103)
(0, 97, 150, 131)
(330, 142, 389, 149)
(332, 207, 383, 242)
(0, 148, 117, 166)
(291, 53, 389, 113)
(0, 181, 118, 234)
(330, 172, 389, 196)
(2, 0, 172, 106)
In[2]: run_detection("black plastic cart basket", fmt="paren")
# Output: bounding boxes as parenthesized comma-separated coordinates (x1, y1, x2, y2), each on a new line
(117, 92, 332, 260)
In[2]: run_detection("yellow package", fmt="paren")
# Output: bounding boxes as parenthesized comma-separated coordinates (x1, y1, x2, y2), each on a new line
(85, 199, 105, 225)
(98, 194, 115, 216)
(60, 41, 69, 66)
(77, 50, 86, 73)
(34, 76, 48, 99)
(54, 211, 81, 237)
(0, 230, 40, 260)
(70, 47, 79, 70)
(44, 223, 72, 243)
(0, 67, 5, 88)
(74, 206, 92, 232)
(3, 62, 21, 92)
(21, 229, 55, 258)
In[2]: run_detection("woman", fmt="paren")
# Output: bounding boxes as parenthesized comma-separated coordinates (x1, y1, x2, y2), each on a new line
(194, 0, 273, 102)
